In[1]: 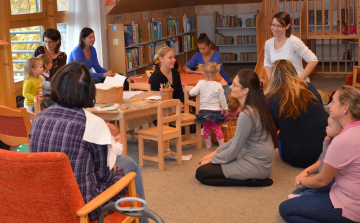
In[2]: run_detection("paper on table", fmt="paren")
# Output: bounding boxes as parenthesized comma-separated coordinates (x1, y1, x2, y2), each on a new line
(104, 73, 127, 87)
(95, 83, 114, 90)
(145, 96, 162, 100)
(94, 103, 120, 111)
(123, 91, 143, 100)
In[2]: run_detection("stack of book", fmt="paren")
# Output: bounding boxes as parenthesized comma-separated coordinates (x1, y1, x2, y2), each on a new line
(182, 14, 194, 33)
(236, 35, 256, 44)
(167, 17, 179, 36)
(240, 52, 257, 61)
(148, 20, 162, 41)
(215, 33, 234, 45)
(214, 12, 242, 28)
(184, 35, 194, 52)
(221, 53, 237, 62)
(125, 47, 144, 70)
(124, 24, 142, 47)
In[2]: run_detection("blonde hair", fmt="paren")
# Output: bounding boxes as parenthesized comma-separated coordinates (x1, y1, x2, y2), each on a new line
(337, 85, 360, 120)
(24, 57, 42, 80)
(265, 60, 317, 121)
(198, 62, 220, 80)
(153, 47, 175, 67)
(37, 54, 52, 69)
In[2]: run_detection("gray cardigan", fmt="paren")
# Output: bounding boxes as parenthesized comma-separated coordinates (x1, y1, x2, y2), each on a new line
(211, 106, 275, 180)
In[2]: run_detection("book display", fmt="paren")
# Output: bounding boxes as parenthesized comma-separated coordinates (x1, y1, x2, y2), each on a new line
(214, 12, 258, 63)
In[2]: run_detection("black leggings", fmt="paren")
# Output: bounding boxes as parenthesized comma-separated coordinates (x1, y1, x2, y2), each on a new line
(195, 163, 273, 187)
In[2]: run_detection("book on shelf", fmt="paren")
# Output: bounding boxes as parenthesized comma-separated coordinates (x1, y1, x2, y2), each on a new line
(182, 14, 194, 33)
(184, 34, 194, 52)
(245, 18, 256, 27)
(125, 24, 142, 47)
(124, 25, 133, 47)
(125, 47, 144, 71)
(167, 17, 179, 36)
(215, 33, 234, 45)
(240, 52, 257, 61)
(309, 10, 329, 25)
(214, 11, 242, 28)
(309, 10, 314, 25)
(341, 8, 357, 24)
(221, 53, 237, 62)
(148, 20, 162, 41)
(236, 35, 256, 44)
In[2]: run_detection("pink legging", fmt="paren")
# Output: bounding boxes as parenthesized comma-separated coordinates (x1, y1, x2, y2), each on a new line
(203, 120, 223, 140)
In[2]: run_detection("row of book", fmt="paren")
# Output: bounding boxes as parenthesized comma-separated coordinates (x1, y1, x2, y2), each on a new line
(245, 18, 256, 27)
(167, 17, 179, 36)
(124, 24, 142, 47)
(237, 35, 256, 44)
(221, 53, 237, 62)
(184, 35, 194, 52)
(309, 10, 329, 25)
(148, 20, 162, 42)
(341, 8, 357, 25)
(125, 47, 144, 71)
(182, 14, 195, 33)
(215, 33, 234, 45)
(214, 12, 242, 28)
(240, 52, 257, 62)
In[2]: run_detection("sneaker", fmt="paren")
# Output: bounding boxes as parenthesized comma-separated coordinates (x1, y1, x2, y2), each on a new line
(288, 194, 301, 199)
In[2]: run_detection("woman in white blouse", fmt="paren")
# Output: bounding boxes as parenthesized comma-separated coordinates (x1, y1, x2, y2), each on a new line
(264, 12, 318, 82)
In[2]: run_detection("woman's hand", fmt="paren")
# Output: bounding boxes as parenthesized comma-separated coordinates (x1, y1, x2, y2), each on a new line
(295, 170, 309, 188)
(184, 68, 193, 74)
(103, 70, 115, 78)
(197, 151, 217, 169)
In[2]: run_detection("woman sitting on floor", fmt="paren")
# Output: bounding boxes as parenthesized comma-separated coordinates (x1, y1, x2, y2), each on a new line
(266, 60, 328, 168)
(195, 69, 277, 187)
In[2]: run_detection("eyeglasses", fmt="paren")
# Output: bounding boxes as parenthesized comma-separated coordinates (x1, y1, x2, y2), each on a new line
(231, 83, 244, 89)
(44, 40, 56, 45)
(271, 24, 285, 28)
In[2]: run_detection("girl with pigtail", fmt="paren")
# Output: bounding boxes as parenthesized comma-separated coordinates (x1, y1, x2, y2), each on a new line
(189, 62, 228, 148)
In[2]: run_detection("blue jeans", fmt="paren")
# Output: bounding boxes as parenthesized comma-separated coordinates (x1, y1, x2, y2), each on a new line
(116, 156, 148, 223)
(292, 178, 335, 196)
(279, 192, 356, 223)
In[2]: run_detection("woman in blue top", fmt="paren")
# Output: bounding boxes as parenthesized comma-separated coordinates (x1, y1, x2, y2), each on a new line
(68, 27, 114, 83)
(183, 33, 232, 99)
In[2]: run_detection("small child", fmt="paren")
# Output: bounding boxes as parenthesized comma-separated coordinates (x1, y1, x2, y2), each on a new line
(221, 92, 241, 119)
(106, 123, 123, 171)
(37, 54, 53, 96)
(22, 57, 44, 112)
(288, 117, 342, 199)
(189, 62, 228, 149)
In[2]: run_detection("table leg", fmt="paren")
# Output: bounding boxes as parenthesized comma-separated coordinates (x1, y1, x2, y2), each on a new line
(120, 117, 127, 156)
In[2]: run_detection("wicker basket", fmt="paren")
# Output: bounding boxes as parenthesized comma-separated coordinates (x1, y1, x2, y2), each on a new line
(96, 86, 124, 104)
(160, 88, 174, 101)
(211, 117, 238, 144)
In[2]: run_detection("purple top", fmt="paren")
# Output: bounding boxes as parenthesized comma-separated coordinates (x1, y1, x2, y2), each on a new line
(29, 104, 126, 221)
(33, 46, 67, 80)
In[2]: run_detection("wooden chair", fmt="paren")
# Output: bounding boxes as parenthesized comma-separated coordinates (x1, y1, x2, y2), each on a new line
(353, 66, 360, 88)
(0, 105, 31, 147)
(127, 83, 152, 139)
(138, 99, 182, 171)
(27, 94, 41, 121)
(181, 86, 202, 149)
(0, 149, 140, 223)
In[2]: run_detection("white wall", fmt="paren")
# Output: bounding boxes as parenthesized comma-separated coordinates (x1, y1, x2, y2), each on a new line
(197, 15, 215, 42)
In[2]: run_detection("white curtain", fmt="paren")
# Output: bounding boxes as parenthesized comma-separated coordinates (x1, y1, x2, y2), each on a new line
(66, 0, 109, 69)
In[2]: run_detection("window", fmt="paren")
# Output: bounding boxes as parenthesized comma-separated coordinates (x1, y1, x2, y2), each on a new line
(57, 23, 67, 52)
(11, 0, 42, 15)
(10, 26, 42, 76)
(57, 0, 67, 11)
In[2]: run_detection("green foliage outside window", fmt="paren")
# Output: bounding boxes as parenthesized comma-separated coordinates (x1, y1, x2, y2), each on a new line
(10, 0, 40, 15)
(57, 0, 67, 11)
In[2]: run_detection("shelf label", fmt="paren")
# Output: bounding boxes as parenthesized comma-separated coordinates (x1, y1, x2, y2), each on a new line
(112, 14, 123, 22)
(162, 10, 170, 17)
(143, 11, 148, 20)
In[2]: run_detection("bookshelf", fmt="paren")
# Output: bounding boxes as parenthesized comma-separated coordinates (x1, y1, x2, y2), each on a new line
(107, 14, 198, 76)
(214, 12, 258, 64)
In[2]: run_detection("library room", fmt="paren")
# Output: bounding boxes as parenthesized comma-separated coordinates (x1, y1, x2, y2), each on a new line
(1, 0, 360, 222)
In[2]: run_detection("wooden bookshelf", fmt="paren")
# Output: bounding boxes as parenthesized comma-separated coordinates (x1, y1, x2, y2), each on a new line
(107, 9, 198, 76)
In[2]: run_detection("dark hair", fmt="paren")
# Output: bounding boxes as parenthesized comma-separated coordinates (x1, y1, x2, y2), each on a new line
(272, 12, 291, 38)
(43, 28, 62, 53)
(237, 69, 278, 147)
(198, 33, 211, 46)
(79, 27, 94, 48)
(50, 62, 96, 108)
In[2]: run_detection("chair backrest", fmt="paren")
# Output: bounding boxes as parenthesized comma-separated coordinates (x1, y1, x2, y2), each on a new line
(0, 105, 31, 147)
(353, 66, 360, 88)
(0, 150, 85, 222)
(184, 86, 200, 114)
(157, 99, 181, 136)
(129, 83, 151, 91)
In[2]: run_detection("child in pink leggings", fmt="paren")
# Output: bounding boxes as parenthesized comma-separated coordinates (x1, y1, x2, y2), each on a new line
(189, 62, 228, 148)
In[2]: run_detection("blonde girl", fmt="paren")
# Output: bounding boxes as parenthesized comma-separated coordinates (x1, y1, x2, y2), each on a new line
(189, 62, 228, 148)
(22, 57, 44, 112)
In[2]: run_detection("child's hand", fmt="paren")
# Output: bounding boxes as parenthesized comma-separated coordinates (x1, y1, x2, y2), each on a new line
(295, 171, 309, 188)
(114, 134, 121, 143)
(223, 110, 228, 117)
(324, 135, 332, 141)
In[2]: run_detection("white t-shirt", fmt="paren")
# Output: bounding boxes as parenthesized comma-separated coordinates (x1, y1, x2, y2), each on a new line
(264, 35, 318, 82)
(189, 80, 228, 111)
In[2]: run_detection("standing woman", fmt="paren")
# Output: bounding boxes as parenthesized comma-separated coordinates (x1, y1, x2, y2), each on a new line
(196, 69, 277, 187)
(149, 47, 184, 105)
(264, 12, 318, 82)
(279, 86, 360, 223)
(32, 28, 67, 80)
(68, 27, 114, 83)
(183, 33, 232, 99)
(266, 60, 328, 168)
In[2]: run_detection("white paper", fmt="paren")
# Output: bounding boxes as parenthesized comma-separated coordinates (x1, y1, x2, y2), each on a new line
(145, 96, 162, 100)
(95, 83, 114, 90)
(94, 106, 118, 111)
(104, 73, 127, 87)
(123, 91, 143, 100)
